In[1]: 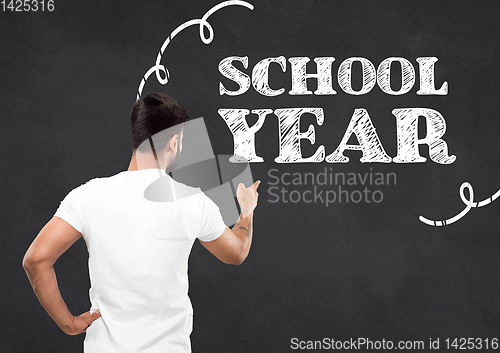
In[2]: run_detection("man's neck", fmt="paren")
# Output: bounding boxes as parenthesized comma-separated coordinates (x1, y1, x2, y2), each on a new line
(127, 152, 138, 171)
(128, 151, 168, 171)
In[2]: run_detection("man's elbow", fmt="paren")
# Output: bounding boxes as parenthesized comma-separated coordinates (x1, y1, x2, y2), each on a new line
(22, 252, 47, 274)
(22, 253, 38, 275)
(224, 251, 248, 265)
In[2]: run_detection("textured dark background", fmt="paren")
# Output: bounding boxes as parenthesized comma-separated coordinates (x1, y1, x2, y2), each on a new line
(2, 1, 500, 352)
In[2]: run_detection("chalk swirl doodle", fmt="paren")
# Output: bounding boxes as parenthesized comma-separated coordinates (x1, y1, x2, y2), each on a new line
(136, 1, 254, 100)
(419, 182, 500, 226)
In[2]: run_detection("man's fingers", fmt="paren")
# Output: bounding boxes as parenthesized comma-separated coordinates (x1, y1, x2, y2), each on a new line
(90, 310, 101, 322)
(253, 180, 261, 190)
(92, 309, 101, 318)
(83, 310, 101, 325)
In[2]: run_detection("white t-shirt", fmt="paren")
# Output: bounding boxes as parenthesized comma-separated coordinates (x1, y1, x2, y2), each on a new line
(54, 169, 226, 353)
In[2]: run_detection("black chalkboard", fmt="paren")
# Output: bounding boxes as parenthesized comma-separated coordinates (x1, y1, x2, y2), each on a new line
(3, 1, 500, 352)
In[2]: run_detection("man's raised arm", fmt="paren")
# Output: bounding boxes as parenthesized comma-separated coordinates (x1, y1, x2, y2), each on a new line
(200, 180, 260, 265)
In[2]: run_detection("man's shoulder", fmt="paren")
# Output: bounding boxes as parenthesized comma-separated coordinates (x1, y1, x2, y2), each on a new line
(85, 171, 126, 185)
(171, 178, 203, 198)
(68, 171, 127, 195)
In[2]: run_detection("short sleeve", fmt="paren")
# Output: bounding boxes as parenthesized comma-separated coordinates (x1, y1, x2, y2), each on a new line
(54, 184, 86, 234)
(197, 193, 226, 242)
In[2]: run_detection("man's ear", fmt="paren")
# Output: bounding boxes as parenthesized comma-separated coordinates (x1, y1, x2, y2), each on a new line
(168, 134, 178, 152)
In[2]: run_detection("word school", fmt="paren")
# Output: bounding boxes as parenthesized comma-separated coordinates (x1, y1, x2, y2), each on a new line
(218, 56, 455, 164)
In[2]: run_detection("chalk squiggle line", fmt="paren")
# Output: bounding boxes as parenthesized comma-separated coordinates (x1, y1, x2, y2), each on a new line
(419, 182, 500, 226)
(136, 0, 254, 101)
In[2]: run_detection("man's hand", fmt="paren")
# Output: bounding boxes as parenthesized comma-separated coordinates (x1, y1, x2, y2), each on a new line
(237, 180, 260, 218)
(63, 310, 101, 335)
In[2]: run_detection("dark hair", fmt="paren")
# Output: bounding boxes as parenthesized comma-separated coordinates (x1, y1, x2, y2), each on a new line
(130, 92, 190, 152)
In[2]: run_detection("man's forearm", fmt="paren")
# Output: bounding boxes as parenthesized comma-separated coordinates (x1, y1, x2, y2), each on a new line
(24, 263, 74, 333)
(231, 212, 253, 260)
